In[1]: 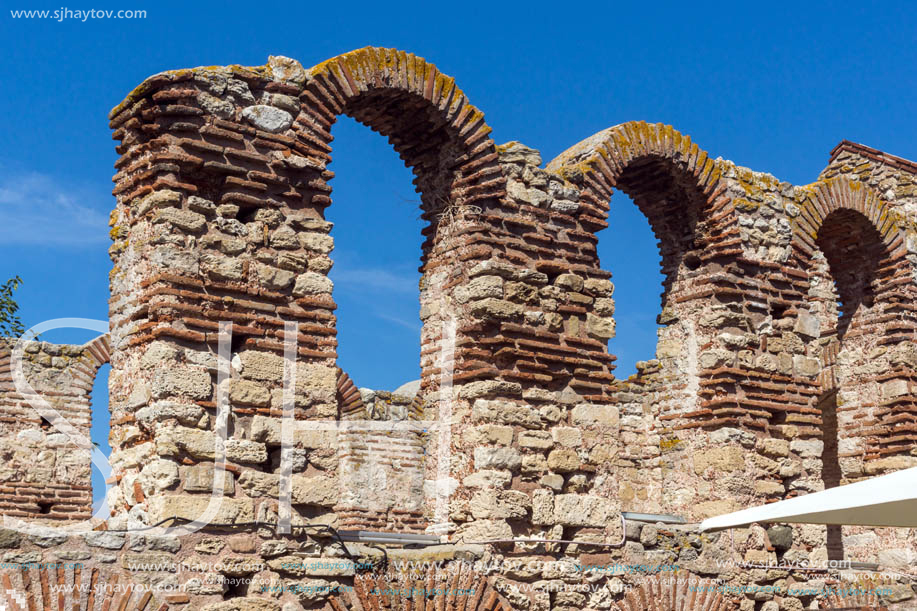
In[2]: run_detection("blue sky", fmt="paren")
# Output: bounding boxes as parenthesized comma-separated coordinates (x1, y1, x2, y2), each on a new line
(1, 1, 915, 505)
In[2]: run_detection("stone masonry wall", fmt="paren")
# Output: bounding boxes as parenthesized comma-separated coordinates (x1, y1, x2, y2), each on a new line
(0, 336, 110, 522)
(0, 47, 915, 611)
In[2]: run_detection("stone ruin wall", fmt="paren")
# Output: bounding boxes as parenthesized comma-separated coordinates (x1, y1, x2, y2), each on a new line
(0, 47, 914, 611)
(0, 336, 110, 522)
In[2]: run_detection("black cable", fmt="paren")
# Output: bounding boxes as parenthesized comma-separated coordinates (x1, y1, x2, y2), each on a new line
(366, 544, 389, 574)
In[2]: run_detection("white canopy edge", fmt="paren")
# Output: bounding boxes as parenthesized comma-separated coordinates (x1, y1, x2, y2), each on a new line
(700, 466, 917, 531)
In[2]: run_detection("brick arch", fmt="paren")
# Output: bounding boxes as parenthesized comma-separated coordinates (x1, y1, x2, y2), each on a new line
(791, 179, 903, 388)
(792, 178, 903, 341)
(0, 564, 164, 610)
(822, 590, 887, 610)
(70, 333, 112, 394)
(300, 46, 507, 257)
(610, 574, 736, 611)
(336, 368, 366, 420)
(792, 177, 902, 258)
(545, 121, 739, 310)
(326, 568, 515, 611)
(793, 178, 917, 475)
(545, 120, 735, 244)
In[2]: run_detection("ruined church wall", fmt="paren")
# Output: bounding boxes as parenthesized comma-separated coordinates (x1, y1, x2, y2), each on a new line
(1, 47, 917, 611)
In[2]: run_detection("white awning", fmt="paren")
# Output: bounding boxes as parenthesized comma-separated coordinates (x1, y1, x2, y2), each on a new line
(700, 466, 917, 531)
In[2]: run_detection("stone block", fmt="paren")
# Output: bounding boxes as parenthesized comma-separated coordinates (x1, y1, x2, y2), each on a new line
(754, 480, 785, 496)
(455, 275, 503, 303)
(237, 470, 278, 497)
(455, 519, 513, 541)
(789, 439, 823, 458)
(229, 379, 271, 407)
(555, 274, 584, 292)
(139, 459, 180, 493)
(242, 105, 293, 132)
(184, 463, 234, 493)
(254, 263, 295, 290)
(460, 381, 523, 400)
(767, 525, 793, 550)
(250, 415, 336, 448)
(474, 447, 522, 471)
(83, 531, 126, 550)
(593, 298, 615, 318)
(639, 524, 657, 546)
(469, 489, 530, 519)
(710, 427, 756, 447)
(551, 427, 582, 447)
(540, 473, 564, 491)
(467, 424, 514, 446)
(532, 490, 554, 525)
(693, 499, 740, 519)
(571, 404, 619, 426)
(299, 232, 334, 254)
(794, 309, 820, 338)
(585, 313, 615, 339)
(122, 552, 175, 571)
(759, 438, 790, 457)
(148, 495, 255, 525)
(463, 469, 512, 488)
(293, 272, 333, 296)
(225, 439, 268, 464)
(152, 368, 212, 400)
(201, 253, 245, 281)
(882, 379, 910, 398)
(793, 354, 820, 376)
(554, 494, 610, 527)
(153, 208, 206, 233)
(140, 341, 180, 369)
(584, 278, 614, 296)
(472, 398, 539, 427)
(291, 474, 338, 506)
(693, 446, 745, 474)
(547, 448, 580, 472)
(470, 298, 524, 321)
(519, 431, 553, 449)
(157, 427, 218, 460)
(864, 455, 917, 474)
(137, 189, 181, 214)
(521, 453, 548, 473)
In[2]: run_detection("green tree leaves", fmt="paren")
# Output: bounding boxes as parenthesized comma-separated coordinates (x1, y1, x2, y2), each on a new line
(0, 276, 25, 338)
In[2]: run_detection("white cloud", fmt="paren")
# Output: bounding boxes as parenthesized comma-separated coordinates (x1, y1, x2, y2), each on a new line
(375, 311, 421, 333)
(0, 171, 109, 246)
(332, 266, 419, 294)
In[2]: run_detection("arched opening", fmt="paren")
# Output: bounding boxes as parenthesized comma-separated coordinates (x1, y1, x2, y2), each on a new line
(598, 191, 664, 377)
(810, 207, 894, 562)
(90, 362, 111, 518)
(300, 51, 506, 406)
(815, 209, 889, 340)
(298, 51, 505, 531)
(614, 159, 709, 302)
(604, 157, 712, 376)
(325, 115, 423, 391)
